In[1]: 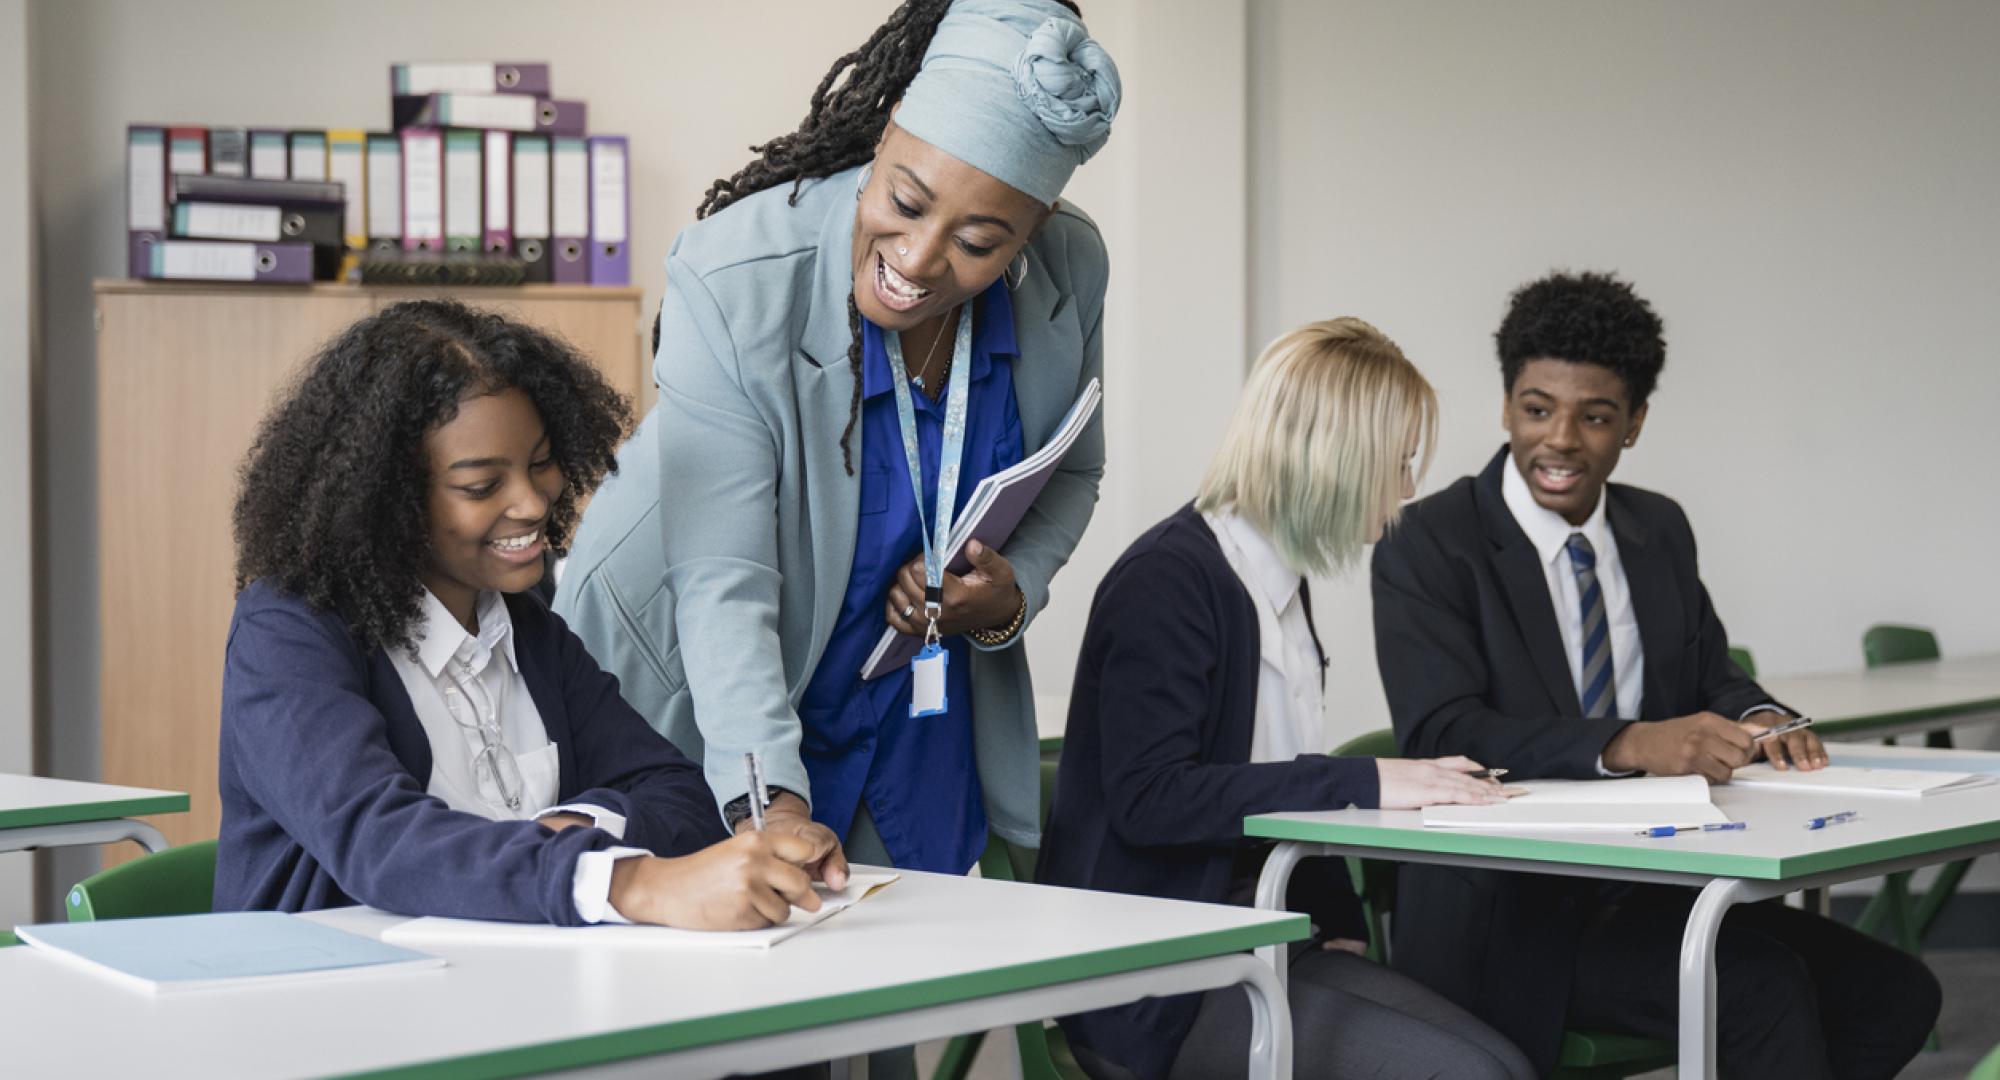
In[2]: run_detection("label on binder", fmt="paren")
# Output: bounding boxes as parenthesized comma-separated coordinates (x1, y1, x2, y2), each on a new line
(176, 202, 283, 242)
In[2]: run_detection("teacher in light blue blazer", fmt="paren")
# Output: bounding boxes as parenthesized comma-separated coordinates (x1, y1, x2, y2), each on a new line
(555, 0, 1118, 885)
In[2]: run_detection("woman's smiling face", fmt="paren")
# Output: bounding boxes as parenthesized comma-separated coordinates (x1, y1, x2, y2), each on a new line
(850, 122, 1049, 331)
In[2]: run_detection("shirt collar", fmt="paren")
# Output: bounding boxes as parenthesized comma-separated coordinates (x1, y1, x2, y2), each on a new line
(410, 588, 517, 678)
(1206, 511, 1302, 614)
(1501, 454, 1613, 570)
(860, 276, 1017, 401)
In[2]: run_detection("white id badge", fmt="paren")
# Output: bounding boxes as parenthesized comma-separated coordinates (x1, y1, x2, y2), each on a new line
(910, 643, 949, 718)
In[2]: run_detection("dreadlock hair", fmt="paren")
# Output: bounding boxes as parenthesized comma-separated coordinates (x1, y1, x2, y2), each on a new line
(233, 299, 631, 653)
(693, 0, 1080, 474)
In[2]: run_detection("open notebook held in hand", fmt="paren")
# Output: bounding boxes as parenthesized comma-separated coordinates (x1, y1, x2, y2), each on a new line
(1422, 774, 1731, 830)
(381, 872, 900, 951)
(861, 377, 1102, 680)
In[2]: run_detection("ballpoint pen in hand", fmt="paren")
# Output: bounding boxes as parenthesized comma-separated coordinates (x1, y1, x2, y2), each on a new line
(1805, 810, 1859, 830)
(744, 752, 769, 832)
(1752, 715, 1815, 742)
(1637, 822, 1748, 838)
(1468, 768, 1508, 781)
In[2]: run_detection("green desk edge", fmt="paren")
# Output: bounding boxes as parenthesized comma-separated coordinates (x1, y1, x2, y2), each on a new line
(332, 915, 1310, 1080)
(1243, 814, 2000, 881)
(0, 793, 189, 830)
(1813, 693, 2000, 739)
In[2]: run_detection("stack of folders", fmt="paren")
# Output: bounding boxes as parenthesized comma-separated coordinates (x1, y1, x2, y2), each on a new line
(125, 61, 631, 287)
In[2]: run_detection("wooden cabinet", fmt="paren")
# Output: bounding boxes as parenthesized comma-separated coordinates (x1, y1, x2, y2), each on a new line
(93, 281, 650, 864)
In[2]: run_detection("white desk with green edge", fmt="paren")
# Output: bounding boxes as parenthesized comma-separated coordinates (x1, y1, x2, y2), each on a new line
(0, 773, 185, 855)
(1, 866, 1303, 1079)
(1246, 744, 2000, 1080)
(1761, 652, 2000, 742)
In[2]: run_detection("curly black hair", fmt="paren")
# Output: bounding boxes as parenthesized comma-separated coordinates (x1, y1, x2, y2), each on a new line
(685, 0, 1080, 474)
(233, 299, 632, 652)
(1496, 270, 1666, 409)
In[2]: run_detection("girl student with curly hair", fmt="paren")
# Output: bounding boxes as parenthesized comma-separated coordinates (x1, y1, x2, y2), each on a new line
(217, 300, 829, 930)
(556, 0, 1120, 894)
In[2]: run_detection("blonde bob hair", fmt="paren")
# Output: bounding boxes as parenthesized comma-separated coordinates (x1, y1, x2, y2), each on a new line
(1195, 317, 1437, 576)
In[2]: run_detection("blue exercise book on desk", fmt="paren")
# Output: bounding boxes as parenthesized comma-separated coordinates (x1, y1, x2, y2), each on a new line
(14, 911, 445, 994)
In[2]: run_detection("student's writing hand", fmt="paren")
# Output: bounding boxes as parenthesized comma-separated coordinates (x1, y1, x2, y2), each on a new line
(1744, 715, 1828, 772)
(608, 831, 824, 930)
(1374, 756, 1509, 810)
(734, 791, 850, 891)
(884, 541, 1022, 638)
(1602, 712, 1755, 783)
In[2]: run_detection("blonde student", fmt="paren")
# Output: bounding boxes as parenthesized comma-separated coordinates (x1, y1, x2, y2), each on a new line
(216, 300, 828, 929)
(1038, 318, 1535, 1080)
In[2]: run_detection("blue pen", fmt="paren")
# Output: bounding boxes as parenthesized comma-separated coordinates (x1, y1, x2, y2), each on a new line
(1636, 822, 1748, 838)
(1805, 810, 1860, 830)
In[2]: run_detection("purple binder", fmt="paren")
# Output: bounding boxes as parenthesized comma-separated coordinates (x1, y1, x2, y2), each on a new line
(587, 136, 629, 286)
(390, 62, 551, 98)
(143, 240, 314, 283)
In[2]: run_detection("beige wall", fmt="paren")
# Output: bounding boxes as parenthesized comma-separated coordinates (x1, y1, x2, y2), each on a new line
(1, 0, 37, 927)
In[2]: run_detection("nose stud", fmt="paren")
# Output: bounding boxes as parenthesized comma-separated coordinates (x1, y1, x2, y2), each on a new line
(897, 246, 909, 256)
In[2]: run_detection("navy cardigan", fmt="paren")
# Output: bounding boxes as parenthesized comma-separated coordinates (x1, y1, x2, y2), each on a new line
(1037, 505, 1380, 1080)
(214, 579, 727, 925)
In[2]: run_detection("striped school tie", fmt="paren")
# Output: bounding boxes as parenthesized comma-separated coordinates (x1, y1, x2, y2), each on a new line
(1567, 533, 1617, 718)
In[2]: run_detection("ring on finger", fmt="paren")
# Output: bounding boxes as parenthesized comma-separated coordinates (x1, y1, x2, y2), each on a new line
(901, 604, 916, 619)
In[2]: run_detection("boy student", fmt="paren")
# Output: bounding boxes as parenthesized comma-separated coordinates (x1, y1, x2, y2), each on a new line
(1370, 272, 1940, 1078)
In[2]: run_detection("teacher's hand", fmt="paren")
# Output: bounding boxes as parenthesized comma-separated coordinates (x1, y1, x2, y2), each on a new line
(733, 791, 850, 890)
(884, 541, 1022, 638)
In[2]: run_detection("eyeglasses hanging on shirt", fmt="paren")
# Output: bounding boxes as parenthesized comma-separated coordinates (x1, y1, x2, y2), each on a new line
(439, 655, 525, 812)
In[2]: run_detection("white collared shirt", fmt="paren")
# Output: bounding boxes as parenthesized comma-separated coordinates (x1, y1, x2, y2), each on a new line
(1203, 511, 1325, 763)
(387, 588, 646, 923)
(1500, 461, 1646, 722)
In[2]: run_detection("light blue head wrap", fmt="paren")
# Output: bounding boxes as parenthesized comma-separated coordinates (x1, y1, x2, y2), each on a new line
(894, 0, 1123, 205)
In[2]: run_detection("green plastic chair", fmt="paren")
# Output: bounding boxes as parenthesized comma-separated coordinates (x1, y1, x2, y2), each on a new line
(1727, 645, 1758, 679)
(932, 750, 1086, 1080)
(65, 839, 217, 922)
(1333, 729, 1675, 1080)
(1972, 1039, 2000, 1080)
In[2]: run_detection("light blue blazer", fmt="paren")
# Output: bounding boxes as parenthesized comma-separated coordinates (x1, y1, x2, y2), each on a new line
(554, 165, 1107, 847)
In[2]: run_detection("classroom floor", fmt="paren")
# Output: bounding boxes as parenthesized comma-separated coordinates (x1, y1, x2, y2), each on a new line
(917, 948, 2000, 1079)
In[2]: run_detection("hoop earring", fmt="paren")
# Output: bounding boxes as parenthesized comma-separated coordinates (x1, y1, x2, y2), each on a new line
(1005, 251, 1029, 289)
(854, 164, 873, 200)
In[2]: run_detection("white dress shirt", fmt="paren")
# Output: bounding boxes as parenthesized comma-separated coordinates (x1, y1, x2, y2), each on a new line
(387, 588, 646, 923)
(1203, 511, 1325, 763)
(1501, 461, 1646, 722)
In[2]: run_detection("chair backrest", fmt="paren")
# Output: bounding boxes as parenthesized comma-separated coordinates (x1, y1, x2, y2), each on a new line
(1334, 727, 1400, 759)
(1727, 645, 1758, 679)
(66, 839, 218, 922)
(1863, 624, 1940, 668)
(1328, 728, 1399, 961)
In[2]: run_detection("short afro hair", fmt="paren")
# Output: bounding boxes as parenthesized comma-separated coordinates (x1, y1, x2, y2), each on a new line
(233, 299, 631, 652)
(1496, 271, 1665, 409)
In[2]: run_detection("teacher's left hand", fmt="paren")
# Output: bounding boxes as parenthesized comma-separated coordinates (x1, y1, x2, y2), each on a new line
(884, 540, 1022, 638)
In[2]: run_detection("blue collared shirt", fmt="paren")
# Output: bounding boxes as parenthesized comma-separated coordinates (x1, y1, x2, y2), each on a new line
(796, 278, 1024, 874)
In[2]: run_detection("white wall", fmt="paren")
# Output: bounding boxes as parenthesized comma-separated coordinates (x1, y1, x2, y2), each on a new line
(0, 0, 38, 926)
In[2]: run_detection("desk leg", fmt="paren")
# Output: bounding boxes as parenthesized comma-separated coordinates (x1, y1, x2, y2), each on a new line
(0, 818, 170, 855)
(1678, 877, 1751, 1080)
(1235, 950, 1294, 1080)
(1252, 841, 1309, 993)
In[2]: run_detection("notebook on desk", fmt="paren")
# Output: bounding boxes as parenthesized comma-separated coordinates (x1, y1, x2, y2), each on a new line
(1730, 763, 1999, 798)
(1422, 775, 1730, 830)
(381, 872, 900, 951)
(14, 911, 444, 994)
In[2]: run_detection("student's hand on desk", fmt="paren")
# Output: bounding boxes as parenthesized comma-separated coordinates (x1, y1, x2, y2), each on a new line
(733, 791, 850, 890)
(1602, 712, 1755, 783)
(1375, 757, 1509, 809)
(885, 543, 1023, 638)
(608, 832, 825, 930)
(1744, 716, 1829, 772)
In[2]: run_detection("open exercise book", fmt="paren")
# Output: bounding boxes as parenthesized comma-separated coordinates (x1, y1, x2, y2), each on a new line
(381, 872, 900, 951)
(1730, 763, 1998, 798)
(14, 911, 444, 994)
(861, 378, 1103, 681)
(1421, 775, 1729, 830)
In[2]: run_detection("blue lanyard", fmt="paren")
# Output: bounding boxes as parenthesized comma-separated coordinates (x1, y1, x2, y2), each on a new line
(884, 308, 973, 639)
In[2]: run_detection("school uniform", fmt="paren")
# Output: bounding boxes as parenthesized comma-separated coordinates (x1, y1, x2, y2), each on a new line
(214, 579, 725, 924)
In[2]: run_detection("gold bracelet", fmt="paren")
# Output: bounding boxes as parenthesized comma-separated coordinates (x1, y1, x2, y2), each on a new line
(968, 591, 1027, 647)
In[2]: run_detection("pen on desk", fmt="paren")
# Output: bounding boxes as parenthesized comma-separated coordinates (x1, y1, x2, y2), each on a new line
(1752, 715, 1815, 742)
(744, 752, 769, 832)
(1805, 810, 1859, 830)
(1469, 768, 1508, 780)
(1637, 822, 1748, 838)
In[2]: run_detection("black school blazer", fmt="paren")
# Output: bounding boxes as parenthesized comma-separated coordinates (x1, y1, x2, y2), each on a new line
(1370, 447, 1783, 1073)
